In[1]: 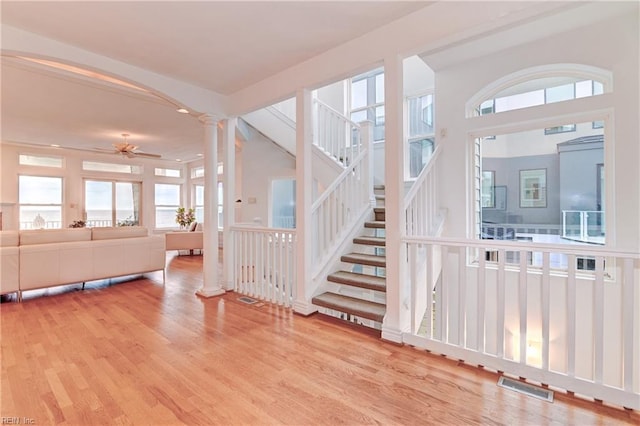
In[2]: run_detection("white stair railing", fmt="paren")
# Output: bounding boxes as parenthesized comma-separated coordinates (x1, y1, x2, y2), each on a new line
(231, 225, 296, 307)
(403, 236, 640, 410)
(404, 145, 442, 237)
(313, 99, 361, 167)
(311, 121, 374, 277)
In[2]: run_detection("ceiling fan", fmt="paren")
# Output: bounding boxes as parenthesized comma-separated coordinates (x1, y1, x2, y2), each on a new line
(95, 133, 161, 159)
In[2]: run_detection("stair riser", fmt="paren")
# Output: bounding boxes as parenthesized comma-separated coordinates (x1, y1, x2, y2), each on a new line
(312, 299, 384, 323)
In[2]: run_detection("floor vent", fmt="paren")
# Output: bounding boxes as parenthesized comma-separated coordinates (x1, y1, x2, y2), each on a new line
(498, 376, 554, 402)
(237, 296, 258, 305)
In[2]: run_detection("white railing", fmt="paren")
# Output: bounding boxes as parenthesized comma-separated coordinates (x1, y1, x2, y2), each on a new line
(563, 210, 605, 244)
(481, 223, 562, 240)
(20, 221, 61, 229)
(403, 236, 640, 410)
(404, 145, 442, 237)
(311, 121, 374, 277)
(313, 99, 361, 166)
(231, 225, 296, 307)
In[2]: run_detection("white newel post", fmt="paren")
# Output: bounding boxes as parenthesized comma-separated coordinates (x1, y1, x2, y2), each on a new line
(293, 88, 315, 315)
(223, 117, 237, 291)
(196, 113, 225, 298)
(381, 54, 407, 343)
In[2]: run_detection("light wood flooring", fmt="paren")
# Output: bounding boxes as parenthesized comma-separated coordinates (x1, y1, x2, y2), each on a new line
(1, 252, 637, 425)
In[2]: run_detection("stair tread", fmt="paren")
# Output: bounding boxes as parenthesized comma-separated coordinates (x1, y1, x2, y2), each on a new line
(353, 236, 386, 246)
(341, 252, 386, 267)
(312, 292, 386, 322)
(327, 271, 386, 292)
(364, 221, 385, 228)
(373, 207, 385, 212)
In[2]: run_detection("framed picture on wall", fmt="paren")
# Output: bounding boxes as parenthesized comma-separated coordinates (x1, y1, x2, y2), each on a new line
(520, 169, 546, 208)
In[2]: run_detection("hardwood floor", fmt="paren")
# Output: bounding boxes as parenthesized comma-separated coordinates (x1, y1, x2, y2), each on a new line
(1, 252, 637, 425)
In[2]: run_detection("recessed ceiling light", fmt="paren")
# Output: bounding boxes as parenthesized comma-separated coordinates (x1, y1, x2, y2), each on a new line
(51, 144, 60, 147)
(176, 108, 189, 114)
(197, 153, 203, 157)
(176, 159, 182, 162)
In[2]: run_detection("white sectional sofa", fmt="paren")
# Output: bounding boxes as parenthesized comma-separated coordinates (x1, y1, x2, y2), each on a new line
(0, 226, 165, 301)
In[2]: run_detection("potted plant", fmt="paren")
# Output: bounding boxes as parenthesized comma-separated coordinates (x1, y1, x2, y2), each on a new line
(69, 220, 86, 228)
(175, 207, 195, 230)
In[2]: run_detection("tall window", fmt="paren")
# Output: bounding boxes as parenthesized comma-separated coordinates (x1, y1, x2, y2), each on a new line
(407, 93, 435, 178)
(193, 182, 223, 229)
(350, 68, 385, 141)
(19, 175, 63, 229)
(85, 180, 141, 227)
(155, 184, 181, 228)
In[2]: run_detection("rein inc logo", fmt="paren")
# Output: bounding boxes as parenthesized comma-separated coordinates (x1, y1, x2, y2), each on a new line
(1, 418, 35, 425)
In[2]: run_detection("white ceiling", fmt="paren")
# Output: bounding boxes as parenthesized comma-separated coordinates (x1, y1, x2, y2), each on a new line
(0, 1, 429, 163)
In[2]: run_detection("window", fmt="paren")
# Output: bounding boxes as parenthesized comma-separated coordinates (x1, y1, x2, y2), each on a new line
(478, 121, 605, 248)
(193, 182, 223, 228)
(194, 185, 204, 223)
(544, 124, 576, 135)
(155, 184, 181, 228)
(155, 167, 181, 177)
(19, 175, 63, 229)
(85, 180, 141, 227)
(475, 79, 606, 116)
(83, 161, 142, 174)
(19, 154, 62, 168)
(350, 68, 385, 141)
(407, 93, 435, 178)
(191, 166, 205, 179)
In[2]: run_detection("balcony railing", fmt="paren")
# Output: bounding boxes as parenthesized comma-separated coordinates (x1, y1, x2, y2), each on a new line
(562, 210, 605, 244)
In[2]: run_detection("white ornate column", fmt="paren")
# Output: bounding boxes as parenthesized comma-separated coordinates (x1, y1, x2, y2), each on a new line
(293, 88, 315, 315)
(381, 54, 407, 343)
(196, 113, 225, 298)
(222, 117, 237, 291)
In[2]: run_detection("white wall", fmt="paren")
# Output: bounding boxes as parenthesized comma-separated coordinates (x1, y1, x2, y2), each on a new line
(433, 10, 639, 251)
(238, 125, 295, 225)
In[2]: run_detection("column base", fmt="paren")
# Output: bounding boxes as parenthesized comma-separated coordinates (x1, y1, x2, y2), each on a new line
(381, 326, 404, 344)
(293, 300, 317, 316)
(195, 287, 225, 298)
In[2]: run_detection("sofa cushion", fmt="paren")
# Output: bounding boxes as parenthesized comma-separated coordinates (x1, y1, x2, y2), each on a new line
(20, 228, 92, 246)
(91, 226, 148, 240)
(0, 230, 19, 247)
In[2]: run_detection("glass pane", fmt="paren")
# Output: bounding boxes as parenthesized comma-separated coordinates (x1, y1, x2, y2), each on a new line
(115, 182, 140, 225)
(195, 185, 204, 206)
(155, 168, 181, 177)
(155, 207, 177, 228)
(351, 78, 367, 109)
(375, 73, 384, 103)
(495, 90, 544, 112)
(191, 166, 205, 178)
(19, 206, 62, 229)
(85, 180, 113, 226)
(575, 80, 593, 98)
(546, 83, 575, 104)
(408, 95, 434, 137)
(593, 81, 604, 95)
(155, 184, 180, 205)
(19, 176, 62, 204)
(83, 161, 142, 174)
(350, 110, 367, 123)
(19, 154, 62, 168)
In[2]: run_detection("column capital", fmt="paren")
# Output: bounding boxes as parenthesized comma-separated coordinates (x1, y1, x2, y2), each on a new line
(198, 112, 225, 126)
